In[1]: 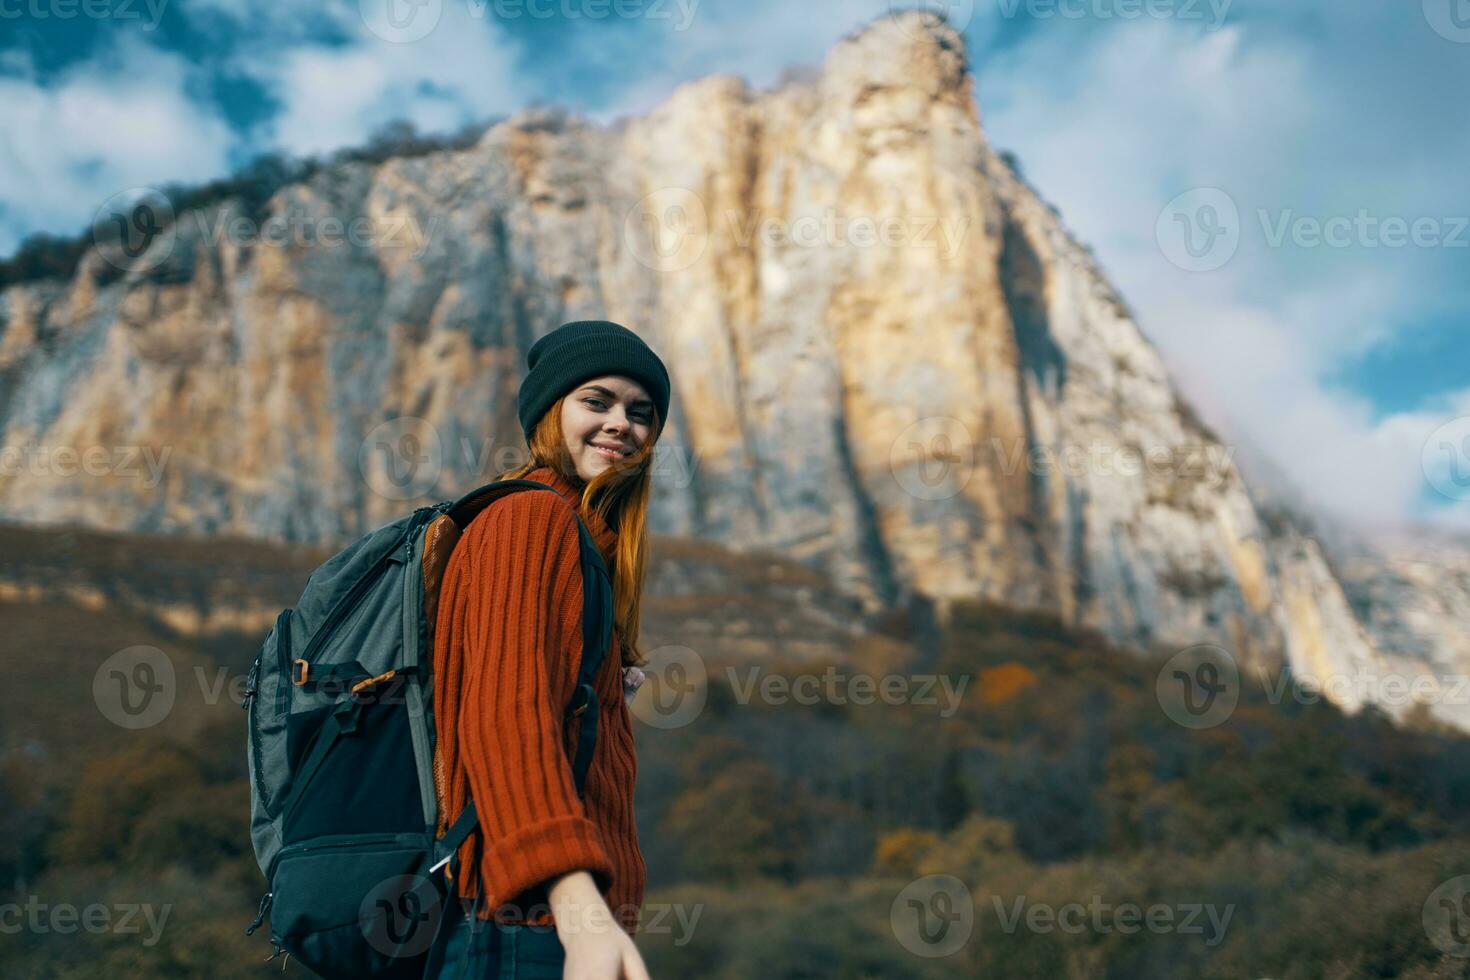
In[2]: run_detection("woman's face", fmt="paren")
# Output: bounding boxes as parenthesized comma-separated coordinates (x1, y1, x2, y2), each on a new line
(560, 374, 655, 482)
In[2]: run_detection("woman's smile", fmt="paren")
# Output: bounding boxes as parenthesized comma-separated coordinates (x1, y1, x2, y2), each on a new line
(590, 443, 630, 460)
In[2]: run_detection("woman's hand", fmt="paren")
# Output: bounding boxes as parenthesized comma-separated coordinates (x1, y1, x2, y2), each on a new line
(548, 870, 651, 980)
(560, 918, 649, 980)
(622, 666, 646, 705)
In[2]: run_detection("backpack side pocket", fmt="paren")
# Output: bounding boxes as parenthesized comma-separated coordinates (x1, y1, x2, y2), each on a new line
(247, 607, 295, 878)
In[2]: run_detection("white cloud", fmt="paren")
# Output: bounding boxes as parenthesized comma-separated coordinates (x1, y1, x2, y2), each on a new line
(0, 0, 1460, 541)
(228, 4, 530, 157)
(0, 34, 235, 256)
(973, 11, 1470, 533)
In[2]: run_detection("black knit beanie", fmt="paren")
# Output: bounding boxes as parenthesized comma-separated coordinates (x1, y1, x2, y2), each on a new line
(517, 319, 672, 446)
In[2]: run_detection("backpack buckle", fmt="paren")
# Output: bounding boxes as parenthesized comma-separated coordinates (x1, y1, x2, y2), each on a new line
(569, 682, 594, 717)
(292, 659, 310, 686)
(350, 669, 397, 695)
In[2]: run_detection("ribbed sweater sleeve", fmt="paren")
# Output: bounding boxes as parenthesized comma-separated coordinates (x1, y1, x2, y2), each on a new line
(443, 489, 615, 910)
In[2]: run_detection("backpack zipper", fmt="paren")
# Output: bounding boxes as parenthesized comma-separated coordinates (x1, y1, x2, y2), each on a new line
(273, 607, 296, 716)
(240, 656, 260, 711)
(278, 833, 404, 858)
(244, 891, 272, 936)
(297, 545, 407, 664)
(248, 608, 292, 815)
(280, 547, 399, 713)
(265, 833, 407, 881)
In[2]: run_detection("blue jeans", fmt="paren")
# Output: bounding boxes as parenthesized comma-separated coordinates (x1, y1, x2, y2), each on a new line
(422, 899, 567, 980)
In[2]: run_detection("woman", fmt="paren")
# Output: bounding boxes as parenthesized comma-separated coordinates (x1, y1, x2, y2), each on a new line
(425, 319, 669, 979)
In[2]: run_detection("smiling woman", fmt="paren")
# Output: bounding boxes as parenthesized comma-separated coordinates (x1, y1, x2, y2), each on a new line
(562, 378, 656, 476)
(425, 319, 670, 980)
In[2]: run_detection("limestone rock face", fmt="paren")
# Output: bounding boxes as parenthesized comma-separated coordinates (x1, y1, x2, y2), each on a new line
(0, 13, 1464, 729)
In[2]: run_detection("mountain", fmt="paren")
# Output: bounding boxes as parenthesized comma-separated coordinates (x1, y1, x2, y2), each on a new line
(0, 12, 1465, 730)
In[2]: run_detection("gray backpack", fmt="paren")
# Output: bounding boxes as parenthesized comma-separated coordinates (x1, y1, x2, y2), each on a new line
(241, 478, 615, 978)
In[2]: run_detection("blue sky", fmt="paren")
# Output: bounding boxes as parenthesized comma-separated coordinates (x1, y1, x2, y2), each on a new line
(1, 0, 1466, 536)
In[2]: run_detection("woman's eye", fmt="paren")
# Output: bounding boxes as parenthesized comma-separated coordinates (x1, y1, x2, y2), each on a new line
(584, 397, 649, 423)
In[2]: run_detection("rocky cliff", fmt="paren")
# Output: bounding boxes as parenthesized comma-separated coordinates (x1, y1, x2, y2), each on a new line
(1, 13, 1464, 730)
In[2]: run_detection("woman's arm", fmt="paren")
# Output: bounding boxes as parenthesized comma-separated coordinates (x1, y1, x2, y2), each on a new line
(443, 491, 615, 913)
(549, 869, 651, 980)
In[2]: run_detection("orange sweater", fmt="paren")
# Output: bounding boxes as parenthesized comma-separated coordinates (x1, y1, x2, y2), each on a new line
(432, 464, 645, 934)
